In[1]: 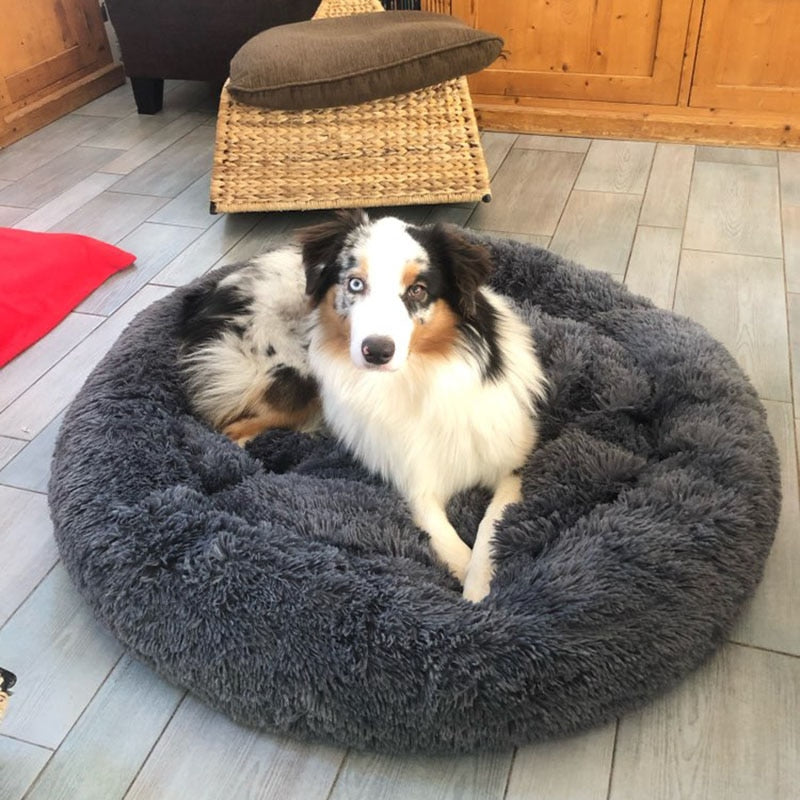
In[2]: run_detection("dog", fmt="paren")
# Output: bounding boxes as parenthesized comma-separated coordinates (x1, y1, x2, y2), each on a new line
(179, 210, 547, 601)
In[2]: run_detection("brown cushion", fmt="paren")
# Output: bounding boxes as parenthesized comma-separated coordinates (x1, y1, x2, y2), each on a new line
(228, 11, 503, 110)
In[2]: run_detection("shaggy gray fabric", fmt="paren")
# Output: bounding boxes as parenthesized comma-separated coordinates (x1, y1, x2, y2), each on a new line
(49, 235, 780, 754)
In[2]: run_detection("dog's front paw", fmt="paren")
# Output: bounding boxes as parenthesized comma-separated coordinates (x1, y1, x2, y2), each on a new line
(462, 559, 493, 603)
(441, 539, 472, 584)
(423, 525, 472, 583)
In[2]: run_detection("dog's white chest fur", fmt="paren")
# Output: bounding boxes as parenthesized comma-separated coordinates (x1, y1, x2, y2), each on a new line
(309, 289, 543, 507)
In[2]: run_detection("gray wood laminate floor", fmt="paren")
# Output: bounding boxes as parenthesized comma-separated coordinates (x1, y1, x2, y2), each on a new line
(1, 80, 798, 800)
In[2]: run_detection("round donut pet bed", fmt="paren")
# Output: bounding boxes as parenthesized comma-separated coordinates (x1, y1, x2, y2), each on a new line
(49, 234, 780, 754)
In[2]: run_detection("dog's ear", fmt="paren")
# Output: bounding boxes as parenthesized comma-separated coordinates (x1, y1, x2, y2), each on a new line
(419, 224, 493, 319)
(297, 209, 368, 305)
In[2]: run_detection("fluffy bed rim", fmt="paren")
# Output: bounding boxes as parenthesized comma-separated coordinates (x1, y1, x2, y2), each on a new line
(49, 233, 780, 754)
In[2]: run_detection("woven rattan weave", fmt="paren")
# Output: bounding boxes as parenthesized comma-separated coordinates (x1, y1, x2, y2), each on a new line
(209, 0, 491, 213)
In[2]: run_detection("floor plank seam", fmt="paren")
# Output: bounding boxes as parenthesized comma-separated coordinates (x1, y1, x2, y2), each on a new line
(622, 147, 659, 284)
(0, 733, 54, 753)
(604, 720, 620, 800)
(322, 746, 352, 800)
(668, 149, 700, 311)
(119, 690, 190, 800)
(542, 143, 592, 241)
(500, 745, 518, 800)
(724, 639, 800, 660)
(0, 481, 47, 496)
(1, 559, 61, 633)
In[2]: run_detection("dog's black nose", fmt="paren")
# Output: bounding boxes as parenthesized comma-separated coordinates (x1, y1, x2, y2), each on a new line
(361, 336, 395, 365)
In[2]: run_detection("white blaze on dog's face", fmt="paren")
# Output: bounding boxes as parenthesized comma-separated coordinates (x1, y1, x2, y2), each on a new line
(338, 216, 428, 370)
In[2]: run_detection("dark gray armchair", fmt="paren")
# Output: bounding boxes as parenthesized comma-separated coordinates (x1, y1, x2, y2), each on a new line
(105, 0, 321, 113)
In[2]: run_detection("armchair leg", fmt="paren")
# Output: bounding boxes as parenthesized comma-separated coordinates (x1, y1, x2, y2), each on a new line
(131, 77, 164, 114)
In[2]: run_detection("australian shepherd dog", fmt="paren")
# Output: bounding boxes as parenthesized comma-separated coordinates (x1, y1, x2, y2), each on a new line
(179, 210, 546, 601)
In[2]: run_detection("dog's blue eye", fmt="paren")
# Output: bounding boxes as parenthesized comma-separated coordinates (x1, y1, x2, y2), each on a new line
(347, 277, 365, 293)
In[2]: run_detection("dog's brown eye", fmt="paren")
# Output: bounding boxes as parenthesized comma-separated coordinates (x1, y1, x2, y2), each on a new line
(408, 284, 428, 302)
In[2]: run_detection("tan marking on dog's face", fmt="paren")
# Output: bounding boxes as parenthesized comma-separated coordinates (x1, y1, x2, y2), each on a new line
(402, 261, 424, 290)
(318, 284, 351, 359)
(409, 299, 458, 358)
(349, 258, 368, 285)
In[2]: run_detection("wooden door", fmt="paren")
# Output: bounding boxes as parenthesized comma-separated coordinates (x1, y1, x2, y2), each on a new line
(0, 0, 113, 110)
(690, 0, 800, 112)
(0, 0, 123, 147)
(451, 0, 694, 105)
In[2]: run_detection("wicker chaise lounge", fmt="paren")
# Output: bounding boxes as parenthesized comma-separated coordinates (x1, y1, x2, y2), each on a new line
(209, 0, 496, 213)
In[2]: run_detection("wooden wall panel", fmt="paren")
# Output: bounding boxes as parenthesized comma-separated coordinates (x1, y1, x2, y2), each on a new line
(0, 0, 124, 148)
(420, 0, 452, 12)
(452, 0, 694, 105)
(449, 0, 800, 148)
(6, 48, 84, 104)
(691, 0, 800, 112)
(477, 0, 660, 77)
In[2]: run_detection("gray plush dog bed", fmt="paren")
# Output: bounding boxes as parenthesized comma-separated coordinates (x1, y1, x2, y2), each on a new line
(49, 234, 780, 754)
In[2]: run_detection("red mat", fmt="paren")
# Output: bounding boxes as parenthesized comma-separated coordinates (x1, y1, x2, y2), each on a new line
(0, 228, 135, 368)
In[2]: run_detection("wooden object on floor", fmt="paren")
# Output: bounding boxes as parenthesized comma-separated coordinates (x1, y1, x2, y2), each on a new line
(0, 0, 125, 148)
(458, 0, 694, 106)
(690, 0, 800, 114)
(420, 0, 452, 12)
(210, 0, 491, 212)
(445, 0, 800, 149)
(210, 77, 491, 213)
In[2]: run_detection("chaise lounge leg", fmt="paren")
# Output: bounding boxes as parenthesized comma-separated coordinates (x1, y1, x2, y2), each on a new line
(131, 77, 164, 114)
